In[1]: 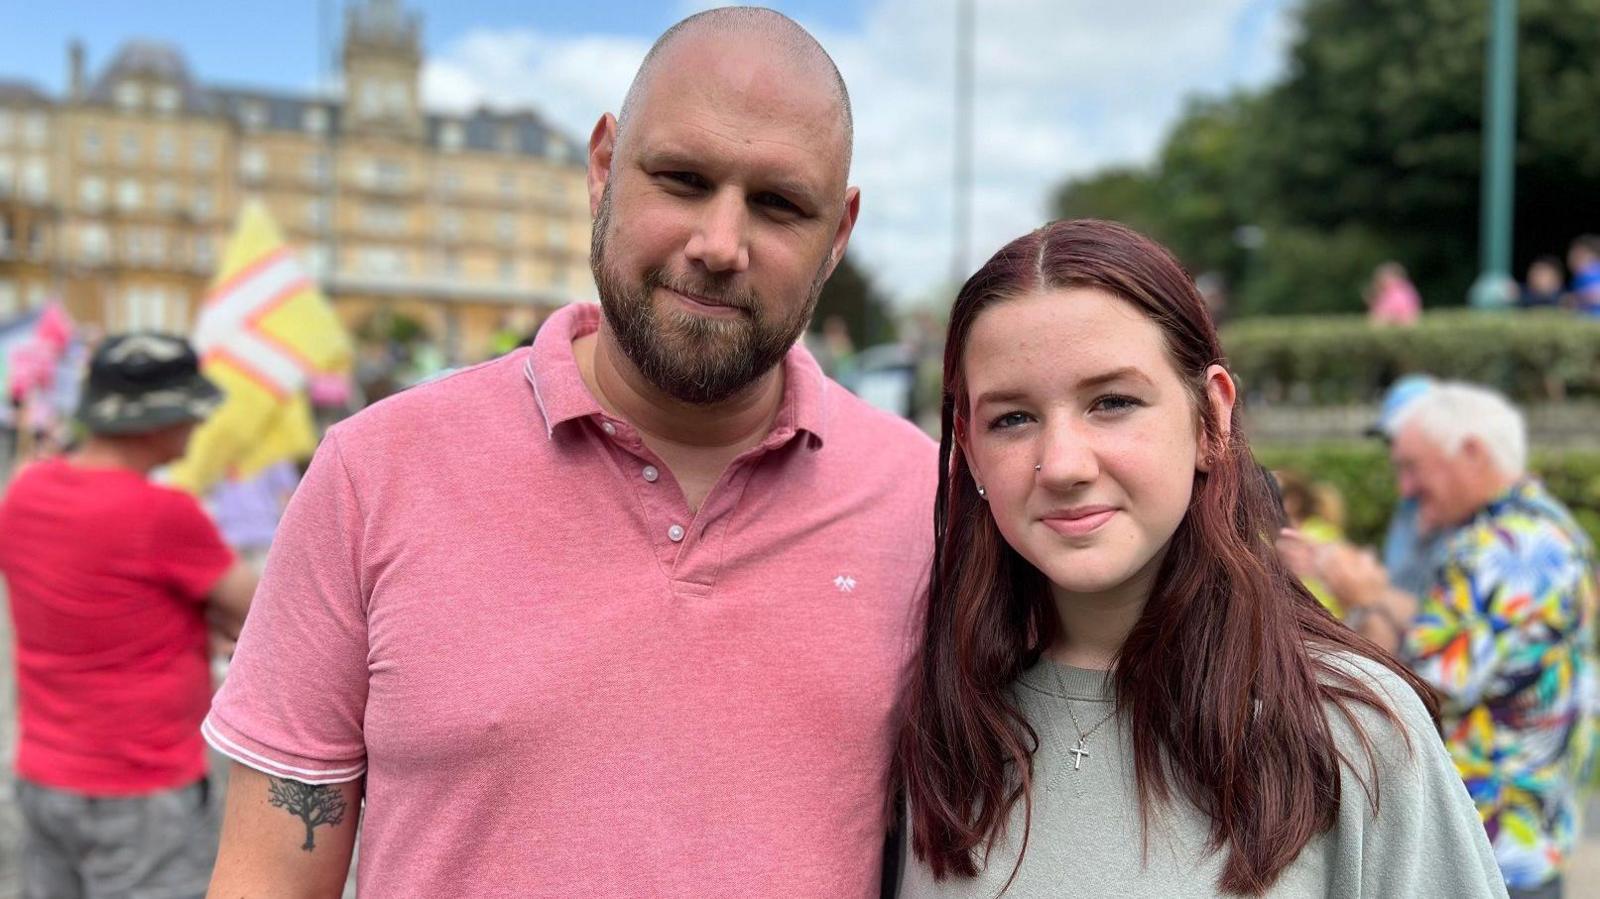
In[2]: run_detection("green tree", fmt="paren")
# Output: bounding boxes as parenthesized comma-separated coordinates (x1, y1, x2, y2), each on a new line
(1051, 0, 1600, 316)
(812, 253, 896, 347)
(1053, 166, 1164, 239)
(1254, 0, 1600, 307)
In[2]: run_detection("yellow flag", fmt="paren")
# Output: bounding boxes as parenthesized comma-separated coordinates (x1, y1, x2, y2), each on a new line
(169, 201, 351, 494)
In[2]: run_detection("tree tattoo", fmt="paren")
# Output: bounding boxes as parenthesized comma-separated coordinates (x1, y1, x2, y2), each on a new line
(267, 777, 348, 851)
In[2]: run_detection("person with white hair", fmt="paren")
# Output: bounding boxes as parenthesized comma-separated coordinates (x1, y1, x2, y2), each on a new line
(1311, 381, 1597, 899)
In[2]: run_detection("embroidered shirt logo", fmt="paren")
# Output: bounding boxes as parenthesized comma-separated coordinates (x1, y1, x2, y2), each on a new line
(833, 575, 858, 593)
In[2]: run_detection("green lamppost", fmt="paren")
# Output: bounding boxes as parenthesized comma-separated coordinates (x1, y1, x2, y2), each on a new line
(1469, 0, 1519, 309)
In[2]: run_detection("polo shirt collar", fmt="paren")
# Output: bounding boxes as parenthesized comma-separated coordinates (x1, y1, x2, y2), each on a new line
(524, 303, 831, 449)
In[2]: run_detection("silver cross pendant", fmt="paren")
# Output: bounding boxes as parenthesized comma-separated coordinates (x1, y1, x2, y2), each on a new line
(1069, 738, 1090, 770)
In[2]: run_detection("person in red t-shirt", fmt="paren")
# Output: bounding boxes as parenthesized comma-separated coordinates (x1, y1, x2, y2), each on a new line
(0, 332, 258, 899)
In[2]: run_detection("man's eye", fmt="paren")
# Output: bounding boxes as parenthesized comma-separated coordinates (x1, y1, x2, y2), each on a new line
(660, 172, 706, 189)
(754, 193, 800, 214)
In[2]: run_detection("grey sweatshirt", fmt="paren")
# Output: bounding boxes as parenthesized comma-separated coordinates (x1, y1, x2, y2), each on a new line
(901, 654, 1507, 898)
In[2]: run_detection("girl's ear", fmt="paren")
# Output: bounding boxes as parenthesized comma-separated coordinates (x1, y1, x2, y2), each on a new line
(955, 410, 983, 487)
(1196, 365, 1236, 472)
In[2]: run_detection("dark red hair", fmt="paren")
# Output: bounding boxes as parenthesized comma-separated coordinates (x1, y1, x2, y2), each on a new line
(897, 219, 1437, 894)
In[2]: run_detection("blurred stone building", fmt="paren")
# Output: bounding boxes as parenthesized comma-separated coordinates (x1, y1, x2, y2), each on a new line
(0, 0, 592, 360)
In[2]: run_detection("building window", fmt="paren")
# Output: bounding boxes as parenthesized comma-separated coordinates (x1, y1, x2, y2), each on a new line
(123, 287, 170, 331)
(0, 111, 12, 145)
(192, 137, 215, 168)
(359, 246, 405, 276)
(544, 133, 567, 159)
(0, 279, 16, 317)
(79, 176, 106, 211)
(440, 122, 463, 152)
(498, 171, 516, 198)
(155, 181, 178, 211)
(358, 81, 383, 117)
(304, 243, 331, 277)
(80, 224, 108, 263)
(241, 102, 268, 131)
(119, 132, 140, 165)
(441, 250, 461, 277)
(114, 81, 143, 111)
(305, 152, 330, 185)
(155, 132, 178, 168)
(116, 178, 142, 211)
(498, 128, 518, 154)
(438, 211, 462, 240)
(359, 157, 407, 190)
(123, 229, 165, 265)
(153, 85, 180, 114)
(306, 198, 330, 231)
(303, 106, 328, 134)
(81, 128, 102, 161)
(193, 234, 214, 270)
(22, 158, 48, 201)
(496, 213, 515, 243)
(437, 170, 461, 195)
(192, 188, 214, 219)
(375, 160, 406, 192)
(22, 113, 46, 148)
(240, 147, 267, 182)
(545, 220, 566, 248)
(0, 156, 12, 194)
(498, 255, 515, 283)
(361, 203, 405, 235)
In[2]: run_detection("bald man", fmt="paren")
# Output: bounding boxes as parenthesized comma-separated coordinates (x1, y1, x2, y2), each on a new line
(203, 8, 937, 897)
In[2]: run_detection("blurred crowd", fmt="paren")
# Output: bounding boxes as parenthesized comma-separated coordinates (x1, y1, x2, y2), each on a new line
(1366, 234, 1600, 325)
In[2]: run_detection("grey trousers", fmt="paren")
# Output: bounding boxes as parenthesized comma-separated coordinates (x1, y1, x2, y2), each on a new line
(15, 778, 220, 899)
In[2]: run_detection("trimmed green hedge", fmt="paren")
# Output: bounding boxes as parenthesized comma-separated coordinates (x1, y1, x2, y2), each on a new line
(1254, 443, 1600, 549)
(1221, 310, 1600, 404)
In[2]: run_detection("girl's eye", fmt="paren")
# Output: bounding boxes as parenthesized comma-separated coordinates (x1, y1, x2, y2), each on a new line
(988, 411, 1032, 431)
(1092, 394, 1142, 414)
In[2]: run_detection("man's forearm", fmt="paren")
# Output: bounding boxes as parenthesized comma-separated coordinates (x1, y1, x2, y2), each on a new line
(1349, 588, 1417, 652)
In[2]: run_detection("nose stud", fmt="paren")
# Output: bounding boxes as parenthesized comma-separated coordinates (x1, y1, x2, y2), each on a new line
(1034, 464, 1042, 472)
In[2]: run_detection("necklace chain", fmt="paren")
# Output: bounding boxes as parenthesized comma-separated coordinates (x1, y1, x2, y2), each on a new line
(1051, 663, 1117, 766)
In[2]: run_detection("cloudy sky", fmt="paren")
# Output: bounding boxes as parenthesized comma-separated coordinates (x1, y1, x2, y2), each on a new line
(4, 0, 1295, 305)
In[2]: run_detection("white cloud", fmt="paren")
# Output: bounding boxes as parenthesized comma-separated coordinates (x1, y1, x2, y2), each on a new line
(422, 0, 1293, 307)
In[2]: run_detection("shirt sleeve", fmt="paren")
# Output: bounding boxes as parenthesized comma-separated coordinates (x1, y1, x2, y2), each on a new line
(1330, 658, 1508, 898)
(158, 487, 236, 602)
(202, 428, 370, 784)
(1401, 526, 1574, 714)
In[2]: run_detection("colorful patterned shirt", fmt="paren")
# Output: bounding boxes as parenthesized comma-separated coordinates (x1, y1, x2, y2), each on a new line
(1403, 478, 1598, 890)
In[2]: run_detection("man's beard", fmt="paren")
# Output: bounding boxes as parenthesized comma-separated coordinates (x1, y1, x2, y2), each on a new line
(590, 185, 831, 406)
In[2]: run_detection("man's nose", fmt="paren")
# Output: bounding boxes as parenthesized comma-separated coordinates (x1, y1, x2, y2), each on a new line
(684, 190, 751, 274)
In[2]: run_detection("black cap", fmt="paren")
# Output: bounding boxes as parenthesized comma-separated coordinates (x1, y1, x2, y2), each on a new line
(74, 333, 224, 434)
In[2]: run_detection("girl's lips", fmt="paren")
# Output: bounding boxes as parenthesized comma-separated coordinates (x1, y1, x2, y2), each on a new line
(1041, 509, 1116, 537)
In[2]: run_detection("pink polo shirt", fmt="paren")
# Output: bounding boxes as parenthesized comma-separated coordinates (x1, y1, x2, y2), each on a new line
(204, 303, 937, 898)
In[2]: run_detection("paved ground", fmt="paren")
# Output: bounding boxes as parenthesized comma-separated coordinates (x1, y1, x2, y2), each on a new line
(3, 582, 1600, 896)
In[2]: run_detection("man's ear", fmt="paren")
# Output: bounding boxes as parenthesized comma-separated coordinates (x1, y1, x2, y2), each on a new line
(587, 113, 618, 218)
(820, 186, 861, 282)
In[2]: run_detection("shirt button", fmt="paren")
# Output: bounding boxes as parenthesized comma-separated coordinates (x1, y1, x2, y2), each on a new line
(642, 465, 659, 483)
(601, 421, 617, 436)
(667, 524, 685, 542)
